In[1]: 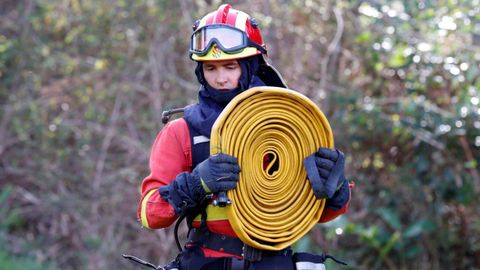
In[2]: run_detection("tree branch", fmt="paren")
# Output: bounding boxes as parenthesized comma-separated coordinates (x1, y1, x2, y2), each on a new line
(316, 7, 344, 105)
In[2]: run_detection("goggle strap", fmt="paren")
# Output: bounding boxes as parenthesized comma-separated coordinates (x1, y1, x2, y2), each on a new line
(190, 24, 266, 55)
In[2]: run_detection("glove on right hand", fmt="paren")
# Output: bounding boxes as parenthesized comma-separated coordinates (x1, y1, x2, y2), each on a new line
(304, 148, 346, 199)
(193, 153, 241, 194)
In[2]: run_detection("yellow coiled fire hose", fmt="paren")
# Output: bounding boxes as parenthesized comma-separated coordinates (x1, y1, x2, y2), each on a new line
(210, 86, 334, 251)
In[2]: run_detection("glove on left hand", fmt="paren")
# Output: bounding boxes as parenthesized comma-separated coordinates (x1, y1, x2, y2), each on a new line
(303, 148, 346, 199)
(159, 153, 240, 216)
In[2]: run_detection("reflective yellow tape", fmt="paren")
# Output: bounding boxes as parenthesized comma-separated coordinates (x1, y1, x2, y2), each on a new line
(210, 86, 333, 251)
(191, 46, 259, 61)
(140, 189, 158, 229)
(193, 204, 229, 222)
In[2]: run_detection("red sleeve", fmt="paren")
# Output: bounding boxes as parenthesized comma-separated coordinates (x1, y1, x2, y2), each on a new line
(319, 182, 354, 223)
(137, 118, 192, 229)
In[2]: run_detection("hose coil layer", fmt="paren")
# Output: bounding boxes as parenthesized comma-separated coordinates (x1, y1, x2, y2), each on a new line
(210, 86, 334, 251)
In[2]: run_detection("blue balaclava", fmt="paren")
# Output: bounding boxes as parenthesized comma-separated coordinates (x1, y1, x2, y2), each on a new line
(184, 55, 265, 137)
(194, 55, 262, 106)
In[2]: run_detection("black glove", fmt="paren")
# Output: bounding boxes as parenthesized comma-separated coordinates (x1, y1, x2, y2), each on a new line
(303, 147, 346, 199)
(159, 153, 240, 215)
(325, 177, 350, 210)
(193, 153, 241, 194)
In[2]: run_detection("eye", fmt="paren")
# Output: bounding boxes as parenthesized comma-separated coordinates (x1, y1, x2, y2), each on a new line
(204, 65, 215, 71)
(226, 64, 238, 70)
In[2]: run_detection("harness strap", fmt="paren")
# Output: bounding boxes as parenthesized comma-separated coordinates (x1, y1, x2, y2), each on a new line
(174, 194, 213, 252)
(187, 228, 244, 256)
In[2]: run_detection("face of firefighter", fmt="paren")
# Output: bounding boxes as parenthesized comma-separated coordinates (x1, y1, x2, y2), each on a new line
(202, 60, 242, 91)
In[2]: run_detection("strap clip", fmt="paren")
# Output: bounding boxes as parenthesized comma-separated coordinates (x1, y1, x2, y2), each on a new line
(213, 191, 231, 207)
(243, 244, 262, 262)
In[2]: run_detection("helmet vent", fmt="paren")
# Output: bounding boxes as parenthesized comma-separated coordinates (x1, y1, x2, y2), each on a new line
(216, 4, 231, 24)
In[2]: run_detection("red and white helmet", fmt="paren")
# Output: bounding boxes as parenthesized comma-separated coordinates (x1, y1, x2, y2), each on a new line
(190, 4, 267, 61)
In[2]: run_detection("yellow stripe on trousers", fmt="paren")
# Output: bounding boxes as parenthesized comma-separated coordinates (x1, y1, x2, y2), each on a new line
(210, 86, 333, 251)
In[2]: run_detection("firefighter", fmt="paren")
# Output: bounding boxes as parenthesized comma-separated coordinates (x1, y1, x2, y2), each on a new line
(138, 4, 351, 269)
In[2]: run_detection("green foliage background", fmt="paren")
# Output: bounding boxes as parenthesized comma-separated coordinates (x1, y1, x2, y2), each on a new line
(1, 0, 479, 269)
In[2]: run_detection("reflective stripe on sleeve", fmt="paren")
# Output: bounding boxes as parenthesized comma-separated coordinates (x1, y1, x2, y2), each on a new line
(140, 189, 158, 229)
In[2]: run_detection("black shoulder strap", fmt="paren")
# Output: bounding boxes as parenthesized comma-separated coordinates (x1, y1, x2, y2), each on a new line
(173, 117, 212, 252)
(185, 119, 210, 169)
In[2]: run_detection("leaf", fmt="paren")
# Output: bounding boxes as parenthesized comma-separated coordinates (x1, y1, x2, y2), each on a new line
(376, 207, 402, 231)
(465, 160, 477, 169)
(388, 45, 411, 68)
(293, 236, 311, 252)
(0, 185, 13, 204)
(356, 32, 372, 43)
(405, 245, 423, 258)
(403, 219, 435, 238)
(379, 231, 401, 258)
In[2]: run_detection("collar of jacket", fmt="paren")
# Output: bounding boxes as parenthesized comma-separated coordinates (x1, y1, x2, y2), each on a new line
(184, 75, 265, 138)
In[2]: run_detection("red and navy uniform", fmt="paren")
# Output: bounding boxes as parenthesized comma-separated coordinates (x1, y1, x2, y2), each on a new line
(138, 58, 352, 268)
(138, 115, 351, 258)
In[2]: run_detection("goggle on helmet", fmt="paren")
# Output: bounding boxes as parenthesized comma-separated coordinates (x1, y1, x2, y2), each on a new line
(190, 4, 267, 61)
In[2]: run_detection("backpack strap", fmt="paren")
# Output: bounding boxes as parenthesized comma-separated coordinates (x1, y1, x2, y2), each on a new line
(185, 118, 210, 169)
(174, 194, 212, 252)
(172, 115, 212, 252)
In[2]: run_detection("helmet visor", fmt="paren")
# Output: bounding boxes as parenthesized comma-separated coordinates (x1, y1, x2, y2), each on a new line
(190, 24, 266, 56)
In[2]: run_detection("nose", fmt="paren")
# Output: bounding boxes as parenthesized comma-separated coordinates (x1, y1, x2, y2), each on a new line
(215, 70, 228, 87)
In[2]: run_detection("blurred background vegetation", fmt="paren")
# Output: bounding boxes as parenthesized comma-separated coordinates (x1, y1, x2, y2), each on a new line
(1, 0, 479, 269)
